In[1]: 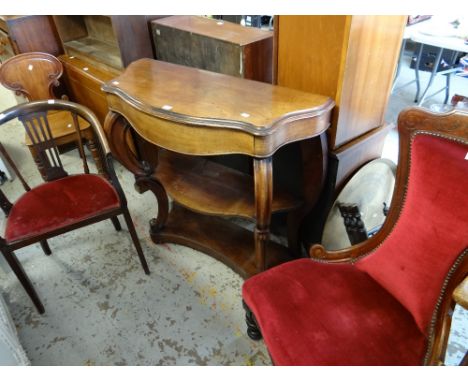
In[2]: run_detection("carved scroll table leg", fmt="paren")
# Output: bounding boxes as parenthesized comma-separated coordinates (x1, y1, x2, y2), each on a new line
(134, 175, 170, 241)
(253, 157, 273, 273)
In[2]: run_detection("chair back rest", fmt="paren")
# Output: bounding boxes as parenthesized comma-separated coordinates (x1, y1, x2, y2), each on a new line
(0, 52, 63, 101)
(357, 108, 468, 335)
(0, 100, 108, 182)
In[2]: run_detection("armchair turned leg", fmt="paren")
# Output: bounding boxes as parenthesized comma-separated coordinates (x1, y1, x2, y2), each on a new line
(1, 249, 45, 314)
(243, 301, 263, 341)
(122, 209, 150, 275)
(40, 240, 52, 255)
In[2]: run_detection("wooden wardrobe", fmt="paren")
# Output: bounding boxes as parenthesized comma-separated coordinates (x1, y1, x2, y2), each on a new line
(273, 15, 407, 246)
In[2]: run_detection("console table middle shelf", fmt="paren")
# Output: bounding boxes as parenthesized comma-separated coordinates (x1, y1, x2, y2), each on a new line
(102, 59, 334, 278)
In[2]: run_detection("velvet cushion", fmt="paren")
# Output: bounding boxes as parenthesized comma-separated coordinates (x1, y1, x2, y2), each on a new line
(5, 174, 120, 243)
(357, 135, 468, 333)
(242, 259, 427, 366)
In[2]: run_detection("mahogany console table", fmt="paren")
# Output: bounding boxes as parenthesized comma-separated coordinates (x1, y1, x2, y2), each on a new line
(102, 59, 334, 277)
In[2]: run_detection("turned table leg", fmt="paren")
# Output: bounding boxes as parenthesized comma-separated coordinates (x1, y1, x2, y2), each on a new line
(86, 135, 105, 175)
(253, 157, 273, 273)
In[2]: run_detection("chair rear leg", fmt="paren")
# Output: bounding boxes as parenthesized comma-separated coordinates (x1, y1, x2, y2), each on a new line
(40, 240, 52, 255)
(122, 209, 150, 275)
(1, 249, 45, 314)
(110, 216, 122, 231)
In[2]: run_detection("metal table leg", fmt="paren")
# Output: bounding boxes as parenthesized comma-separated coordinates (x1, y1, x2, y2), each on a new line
(418, 47, 444, 106)
(414, 43, 424, 102)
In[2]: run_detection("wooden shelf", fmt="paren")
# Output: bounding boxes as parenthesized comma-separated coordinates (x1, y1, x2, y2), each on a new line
(64, 37, 122, 70)
(155, 150, 301, 220)
(151, 204, 294, 279)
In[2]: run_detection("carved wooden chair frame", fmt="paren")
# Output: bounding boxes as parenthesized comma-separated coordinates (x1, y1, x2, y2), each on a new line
(0, 99, 149, 314)
(244, 107, 468, 365)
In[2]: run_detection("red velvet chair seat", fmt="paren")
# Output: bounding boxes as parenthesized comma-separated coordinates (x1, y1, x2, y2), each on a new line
(242, 259, 427, 366)
(5, 174, 120, 243)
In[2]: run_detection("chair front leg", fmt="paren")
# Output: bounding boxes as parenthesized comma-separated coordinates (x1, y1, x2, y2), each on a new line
(122, 208, 150, 275)
(243, 300, 263, 340)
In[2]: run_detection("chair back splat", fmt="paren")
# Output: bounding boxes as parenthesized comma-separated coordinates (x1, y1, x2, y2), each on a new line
(0, 52, 63, 101)
(19, 111, 68, 181)
(242, 107, 468, 366)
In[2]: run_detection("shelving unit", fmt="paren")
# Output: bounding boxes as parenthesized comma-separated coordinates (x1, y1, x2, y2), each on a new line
(54, 15, 125, 70)
(54, 16, 164, 124)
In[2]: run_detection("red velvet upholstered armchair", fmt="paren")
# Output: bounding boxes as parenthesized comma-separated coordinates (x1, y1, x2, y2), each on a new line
(0, 100, 150, 314)
(242, 107, 468, 366)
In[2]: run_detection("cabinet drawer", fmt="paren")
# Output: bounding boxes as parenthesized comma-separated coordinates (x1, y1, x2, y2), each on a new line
(59, 55, 121, 123)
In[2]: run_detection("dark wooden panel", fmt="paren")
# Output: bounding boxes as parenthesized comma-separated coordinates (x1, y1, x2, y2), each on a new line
(111, 15, 155, 67)
(154, 15, 273, 46)
(151, 16, 273, 82)
(243, 37, 273, 83)
(0, 29, 14, 62)
(6, 16, 63, 56)
(153, 23, 242, 77)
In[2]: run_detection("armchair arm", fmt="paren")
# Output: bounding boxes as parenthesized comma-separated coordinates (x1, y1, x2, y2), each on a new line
(309, 228, 390, 263)
(453, 276, 468, 310)
(103, 152, 128, 207)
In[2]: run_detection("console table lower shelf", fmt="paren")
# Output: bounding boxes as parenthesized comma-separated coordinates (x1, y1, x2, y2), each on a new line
(150, 203, 293, 279)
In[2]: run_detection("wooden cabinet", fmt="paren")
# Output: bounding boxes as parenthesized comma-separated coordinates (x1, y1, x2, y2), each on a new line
(151, 16, 273, 83)
(0, 16, 63, 58)
(274, 15, 406, 245)
(275, 15, 405, 150)
(59, 55, 120, 124)
(53, 15, 157, 71)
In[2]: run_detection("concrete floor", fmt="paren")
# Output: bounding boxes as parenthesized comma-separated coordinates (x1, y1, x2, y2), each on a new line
(0, 48, 466, 365)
